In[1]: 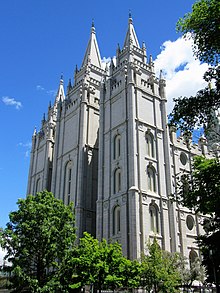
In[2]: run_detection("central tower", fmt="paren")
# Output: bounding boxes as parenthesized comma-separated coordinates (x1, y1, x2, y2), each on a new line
(96, 15, 177, 259)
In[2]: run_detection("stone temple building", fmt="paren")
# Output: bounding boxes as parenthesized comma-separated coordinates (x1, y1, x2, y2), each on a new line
(27, 15, 217, 261)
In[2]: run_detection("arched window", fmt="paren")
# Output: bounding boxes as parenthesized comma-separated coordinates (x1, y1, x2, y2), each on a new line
(113, 205, 121, 235)
(35, 178, 41, 194)
(147, 166, 156, 192)
(63, 161, 72, 205)
(189, 250, 198, 268)
(114, 168, 121, 194)
(114, 134, 121, 160)
(146, 132, 154, 157)
(149, 203, 159, 233)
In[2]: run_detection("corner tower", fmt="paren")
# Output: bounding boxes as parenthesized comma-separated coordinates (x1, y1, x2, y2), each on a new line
(97, 15, 177, 259)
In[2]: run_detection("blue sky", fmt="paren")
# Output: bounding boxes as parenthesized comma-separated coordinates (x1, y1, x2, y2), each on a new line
(0, 0, 207, 231)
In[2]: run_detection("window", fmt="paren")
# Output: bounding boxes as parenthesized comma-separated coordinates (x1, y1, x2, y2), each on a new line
(114, 168, 121, 194)
(113, 205, 121, 235)
(35, 178, 41, 194)
(149, 203, 159, 233)
(146, 132, 154, 157)
(63, 161, 72, 205)
(147, 166, 156, 192)
(189, 250, 198, 268)
(186, 215, 195, 230)
(180, 152, 188, 165)
(114, 134, 121, 159)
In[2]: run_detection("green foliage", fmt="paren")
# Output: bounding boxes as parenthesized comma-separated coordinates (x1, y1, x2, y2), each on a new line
(170, 0, 220, 134)
(169, 66, 220, 133)
(176, 254, 205, 286)
(68, 232, 138, 292)
(141, 238, 181, 293)
(176, 0, 220, 66)
(176, 156, 220, 215)
(174, 156, 220, 285)
(0, 191, 76, 292)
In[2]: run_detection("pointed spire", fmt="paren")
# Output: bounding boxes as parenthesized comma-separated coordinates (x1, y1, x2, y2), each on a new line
(67, 78, 72, 92)
(81, 21, 102, 68)
(159, 69, 164, 80)
(33, 127, 37, 137)
(55, 75, 65, 105)
(124, 12, 140, 48)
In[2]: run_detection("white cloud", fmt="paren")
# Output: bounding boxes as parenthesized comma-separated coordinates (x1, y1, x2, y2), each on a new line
(17, 141, 32, 158)
(154, 37, 209, 114)
(36, 85, 45, 91)
(36, 85, 56, 97)
(2, 96, 22, 110)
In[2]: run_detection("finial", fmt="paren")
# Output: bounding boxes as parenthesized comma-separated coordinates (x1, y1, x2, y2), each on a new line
(142, 41, 146, 49)
(128, 10, 133, 24)
(60, 73, 64, 85)
(159, 70, 164, 80)
(91, 19, 95, 33)
(67, 78, 72, 92)
(75, 64, 78, 74)
(48, 100, 51, 109)
(117, 43, 121, 53)
(33, 127, 37, 136)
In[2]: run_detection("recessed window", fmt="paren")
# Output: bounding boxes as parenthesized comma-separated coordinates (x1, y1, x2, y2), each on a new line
(35, 178, 41, 194)
(149, 203, 159, 233)
(180, 152, 188, 165)
(63, 161, 72, 205)
(114, 168, 121, 194)
(114, 134, 121, 160)
(146, 132, 154, 158)
(147, 166, 156, 192)
(186, 215, 195, 230)
(189, 250, 198, 268)
(113, 205, 121, 235)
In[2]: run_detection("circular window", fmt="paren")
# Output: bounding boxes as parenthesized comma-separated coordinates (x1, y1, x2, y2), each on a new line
(180, 152, 188, 165)
(186, 215, 195, 230)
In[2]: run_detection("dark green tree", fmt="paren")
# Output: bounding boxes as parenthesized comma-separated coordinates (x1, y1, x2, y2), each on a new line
(175, 156, 220, 290)
(169, 0, 220, 134)
(0, 191, 76, 292)
(176, 0, 220, 66)
(141, 238, 181, 293)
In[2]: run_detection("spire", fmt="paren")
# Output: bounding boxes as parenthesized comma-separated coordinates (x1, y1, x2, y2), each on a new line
(123, 12, 140, 48)
(55, 75, 65, 105)
(81, 21, 102, 68)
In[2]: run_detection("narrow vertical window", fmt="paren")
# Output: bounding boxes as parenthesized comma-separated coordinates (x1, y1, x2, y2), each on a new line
(146, 133, 154, 157)
(113, 205, 121, 235)
(149, 204, 159, 233)
(114, 168, 122, 194)
(35, 178, 41, 194)
(63, 161, 72, 204)
(147, 167, 156, 192)
(114, 134, 121, 160)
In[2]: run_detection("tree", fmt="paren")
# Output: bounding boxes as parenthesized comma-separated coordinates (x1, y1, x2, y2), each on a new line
(175, 156, 220, 290)
(175, 254, 205, 288)
(0, 191, 76, 292)
(176, 0, 220, 66)
(169, 0, 220, 135)
(69, 232, 138, 292)
(141, 238, 181, 293)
